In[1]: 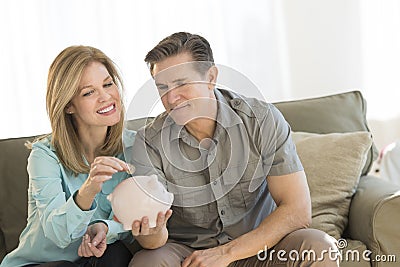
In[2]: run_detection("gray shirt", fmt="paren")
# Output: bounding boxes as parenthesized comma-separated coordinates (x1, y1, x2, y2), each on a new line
(130, 88, 303, 248)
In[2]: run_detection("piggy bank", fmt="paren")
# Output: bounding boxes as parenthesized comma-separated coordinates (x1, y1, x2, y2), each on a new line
(107, 174, 174, 230)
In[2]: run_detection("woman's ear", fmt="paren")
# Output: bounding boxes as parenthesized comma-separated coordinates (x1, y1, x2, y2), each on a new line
(207, 66, 218, 90)
(65, 105, 74, 114)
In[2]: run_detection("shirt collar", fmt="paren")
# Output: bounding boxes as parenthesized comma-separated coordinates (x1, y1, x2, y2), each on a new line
(168, 88, 243, 141)
(214, 88, 243, 128)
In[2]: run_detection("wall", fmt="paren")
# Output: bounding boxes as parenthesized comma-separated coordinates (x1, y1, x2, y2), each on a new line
(282, 0, 363, 100)
(280, 0, 399, 151)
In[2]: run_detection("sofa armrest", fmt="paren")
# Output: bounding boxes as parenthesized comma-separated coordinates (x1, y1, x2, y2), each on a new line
(348, 175, 400, 267)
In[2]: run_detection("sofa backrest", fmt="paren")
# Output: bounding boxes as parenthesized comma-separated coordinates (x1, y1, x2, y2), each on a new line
(274, 90, 378, 176)
(0, 136, 36, 260)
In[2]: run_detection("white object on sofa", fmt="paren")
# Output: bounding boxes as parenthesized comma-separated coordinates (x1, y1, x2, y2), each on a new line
(380, 140, 400, 185)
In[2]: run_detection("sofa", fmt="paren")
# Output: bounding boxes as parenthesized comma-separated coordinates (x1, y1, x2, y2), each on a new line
(1, 91, 399, 266)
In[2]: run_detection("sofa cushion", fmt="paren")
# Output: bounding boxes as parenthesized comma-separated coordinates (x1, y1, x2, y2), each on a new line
(0, 136, 35, 258)
(292, 131, 373, 239)
(274, 90, 378, 176)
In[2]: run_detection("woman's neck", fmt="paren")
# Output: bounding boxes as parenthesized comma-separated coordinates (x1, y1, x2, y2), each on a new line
(78, 127, 108, 164)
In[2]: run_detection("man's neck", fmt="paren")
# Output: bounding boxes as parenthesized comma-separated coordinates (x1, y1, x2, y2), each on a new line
(185, 118, 217, 141)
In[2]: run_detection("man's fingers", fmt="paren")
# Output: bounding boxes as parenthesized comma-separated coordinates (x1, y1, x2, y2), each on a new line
(131, 220, 141, 236)
(157, 209, 172, 227)
(181, 254, 193, 267)
(154, 210, 172, 231)
(165, 209, 173, 220)
(156, 212, 165, 227)
(131, 212, 171, 237)
(140, 217, 150, 235)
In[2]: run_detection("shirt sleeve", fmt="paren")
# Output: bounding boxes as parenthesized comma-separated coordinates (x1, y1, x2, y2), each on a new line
(28, 144, 96, 248)
(258, 104, 304, 176)
(130, 129, 167, 180)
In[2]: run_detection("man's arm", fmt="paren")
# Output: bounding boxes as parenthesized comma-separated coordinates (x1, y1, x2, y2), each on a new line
(223, 170, 311, 261)
(182, 170, 311, 266)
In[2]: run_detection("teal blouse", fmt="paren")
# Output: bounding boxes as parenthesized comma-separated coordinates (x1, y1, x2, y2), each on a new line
(0, 130, 135, 267)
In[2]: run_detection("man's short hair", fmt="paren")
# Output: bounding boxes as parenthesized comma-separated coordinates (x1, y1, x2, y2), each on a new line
(145, 32, 214, 76)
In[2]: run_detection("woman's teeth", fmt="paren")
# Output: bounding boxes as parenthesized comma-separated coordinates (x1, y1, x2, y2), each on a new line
(97, 104, 114, 114)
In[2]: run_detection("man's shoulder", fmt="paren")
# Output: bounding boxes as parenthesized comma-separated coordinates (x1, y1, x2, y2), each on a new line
(218, 88, 272, 121)
(137, 112, 170, 141)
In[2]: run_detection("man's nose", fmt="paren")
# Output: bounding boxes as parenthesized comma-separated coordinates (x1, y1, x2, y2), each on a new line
(167, 88, 180, 104)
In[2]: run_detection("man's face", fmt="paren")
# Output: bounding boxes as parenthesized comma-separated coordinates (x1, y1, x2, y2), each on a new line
(152, 52, 217, 125)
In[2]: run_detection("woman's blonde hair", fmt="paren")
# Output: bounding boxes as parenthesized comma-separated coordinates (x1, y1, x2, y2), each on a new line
(45, 45, 125, 175)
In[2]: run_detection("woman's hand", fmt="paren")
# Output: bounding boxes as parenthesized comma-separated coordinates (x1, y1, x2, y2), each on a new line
(75, 156, 129, 210)
(78, 222, 108, 258)
(132, 210, 173, 249)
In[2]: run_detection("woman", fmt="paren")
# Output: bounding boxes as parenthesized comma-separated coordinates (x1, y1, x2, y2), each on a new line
(0, 46, 169, 267)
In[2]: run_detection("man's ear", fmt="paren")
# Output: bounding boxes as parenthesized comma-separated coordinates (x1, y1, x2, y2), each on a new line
(207, 66, 218, 90)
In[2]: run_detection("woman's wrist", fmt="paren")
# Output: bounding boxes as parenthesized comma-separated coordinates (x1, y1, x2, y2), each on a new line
(74, 189, 96, 210)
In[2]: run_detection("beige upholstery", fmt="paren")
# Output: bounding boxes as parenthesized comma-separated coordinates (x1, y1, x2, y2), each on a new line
(348, 176, 400, 267)
(274, 91, 378, 176)
(1, 91, 399, 267)
(292, 132, 373, 240)
(340, 239, 371, 267)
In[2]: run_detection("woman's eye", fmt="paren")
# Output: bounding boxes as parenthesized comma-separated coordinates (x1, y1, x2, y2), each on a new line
(83, 90, 94, 97)
(104, 81, 114, 88)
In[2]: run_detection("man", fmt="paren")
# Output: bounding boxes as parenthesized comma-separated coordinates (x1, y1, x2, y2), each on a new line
(129, 32, 338, 266)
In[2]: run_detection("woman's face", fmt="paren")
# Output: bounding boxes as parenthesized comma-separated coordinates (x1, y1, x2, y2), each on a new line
(67, 61, 122, 132)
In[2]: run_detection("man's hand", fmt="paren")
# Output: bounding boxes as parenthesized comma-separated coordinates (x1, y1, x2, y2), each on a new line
(132, 210, 172, 249)
(78, 222, 108, 258)
(131, 210, 172, 236)
(181, 246, 233, 267)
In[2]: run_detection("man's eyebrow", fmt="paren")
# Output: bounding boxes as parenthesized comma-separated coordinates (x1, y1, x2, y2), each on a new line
(79, 76, 112, 91)
(155, 77, 188, 87)
(172, 78, 188, 83)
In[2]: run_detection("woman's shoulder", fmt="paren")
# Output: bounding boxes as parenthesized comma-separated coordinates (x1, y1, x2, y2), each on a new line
(31, 134, 52, 149)
(123, 128, 136, 148)
(29, 134, 59, 160)
(119, 129, 136, 162)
